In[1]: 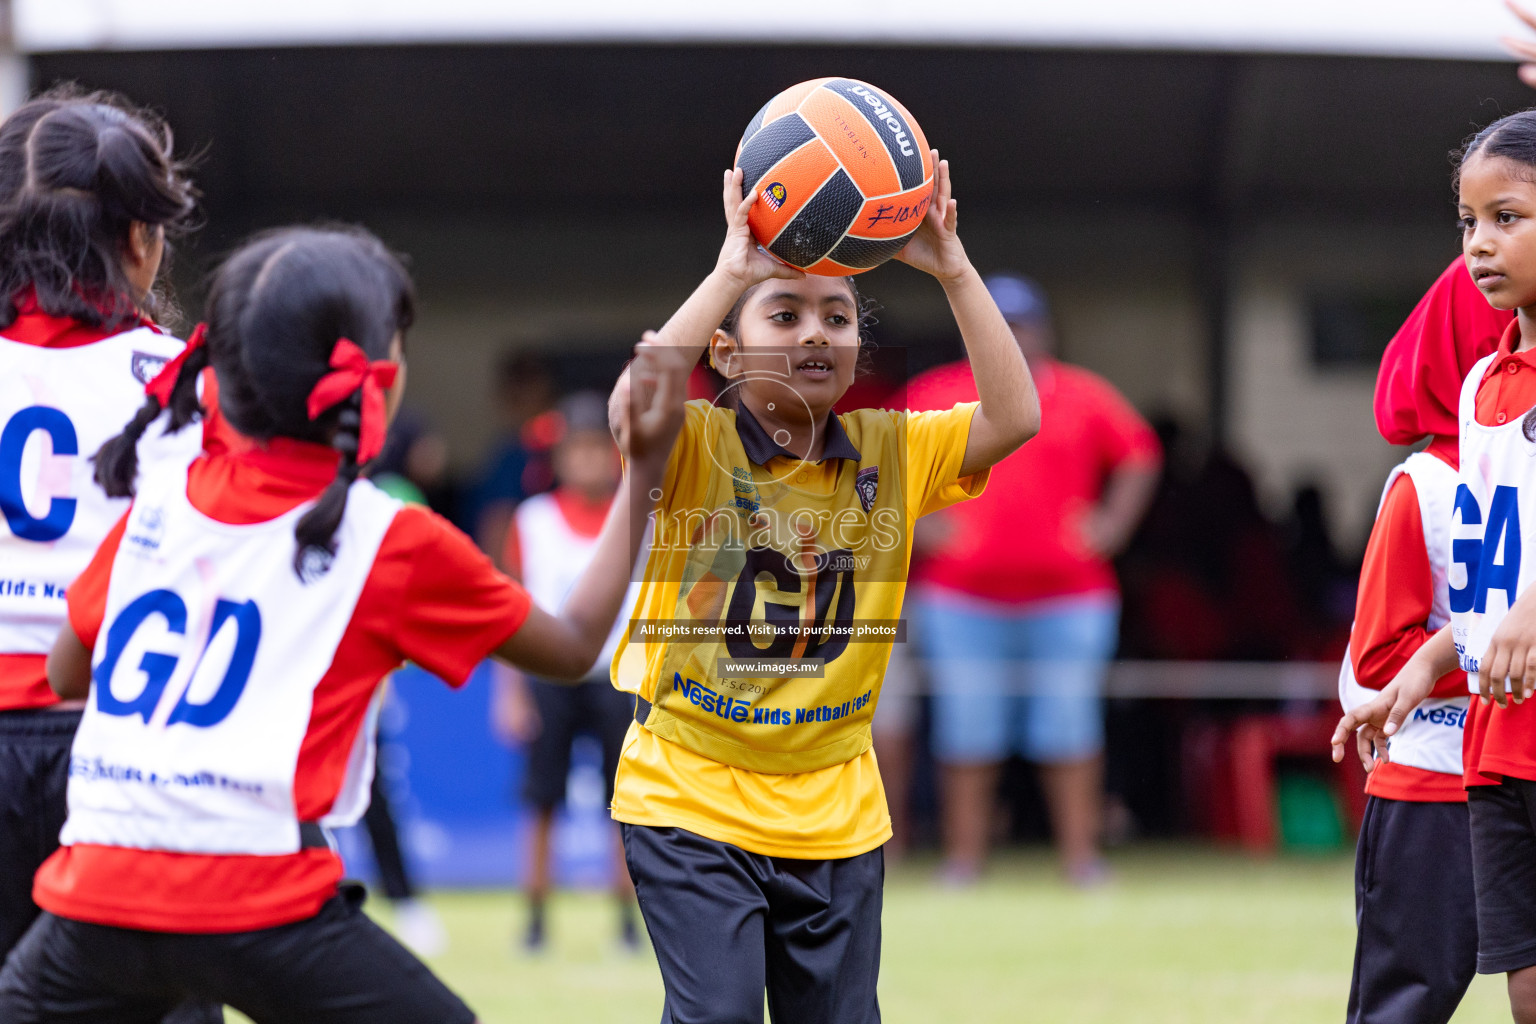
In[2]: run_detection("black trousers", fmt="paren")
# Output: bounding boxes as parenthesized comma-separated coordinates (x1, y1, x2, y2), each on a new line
(0, 708, 80, 958)
(0, 885, 472, 1024)
(1347, 796, 1477, 1024)
(622, 823, 883, 1024)
(1468, 777, 1536, 974)
(0, 708, 223, 1024)
(521, 678, 629, 810)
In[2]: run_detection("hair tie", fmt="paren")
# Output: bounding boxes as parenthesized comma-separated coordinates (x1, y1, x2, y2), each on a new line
(306, 338, 398, 464)
(145, 322, 207, 406)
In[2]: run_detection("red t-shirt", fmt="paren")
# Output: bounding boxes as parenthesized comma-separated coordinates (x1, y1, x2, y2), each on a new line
(34, 438, 531, 932)
(0, 307, 165, 712)
(903, 357, 1161, 604)
(1464, 321, 1536, 786)
(1349, 441, 1467, 802)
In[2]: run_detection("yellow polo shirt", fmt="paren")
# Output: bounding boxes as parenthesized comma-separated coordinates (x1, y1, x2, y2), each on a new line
(609, 399, 986, 858)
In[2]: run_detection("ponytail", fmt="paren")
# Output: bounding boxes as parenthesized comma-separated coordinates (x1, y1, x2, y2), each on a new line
(93, 397, 165, 498)
(196, 226, 414, 580)
(293, 402, 363, 578)
(93, 323, 209, 497)
(0, 86, 197, 330)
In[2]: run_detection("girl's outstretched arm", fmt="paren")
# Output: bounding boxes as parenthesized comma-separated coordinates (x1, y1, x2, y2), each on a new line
(896, 153, 1041, 477)
(1331, 624, 1456, 770)
(495, 340, 685, 678)
(47, 625, 93, 700)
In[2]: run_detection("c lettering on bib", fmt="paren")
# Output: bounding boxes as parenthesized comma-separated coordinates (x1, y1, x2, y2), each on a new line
(1450, 483, 1523, 615)
(96, 591, 262, 728)
(0, 405, 78, 542)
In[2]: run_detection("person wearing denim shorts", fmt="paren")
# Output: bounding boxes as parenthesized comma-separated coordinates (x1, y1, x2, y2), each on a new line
(906, 273, 1161, 885)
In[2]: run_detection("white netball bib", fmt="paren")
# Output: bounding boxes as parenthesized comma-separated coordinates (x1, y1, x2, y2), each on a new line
(62, 465, 401, 856)
(1339, 451, 1466, 776)
(0, 328, 200, 656)
(514, 492, 635, 679)
(1450, 353, 1536, 691)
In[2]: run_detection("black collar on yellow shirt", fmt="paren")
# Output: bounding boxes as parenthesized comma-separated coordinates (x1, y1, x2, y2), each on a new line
(734, 402, 862, 466)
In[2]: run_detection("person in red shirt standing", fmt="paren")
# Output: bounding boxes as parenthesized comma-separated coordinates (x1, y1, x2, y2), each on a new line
(1340, 256, 1508, 1024)
(906, 273, 1161, 884)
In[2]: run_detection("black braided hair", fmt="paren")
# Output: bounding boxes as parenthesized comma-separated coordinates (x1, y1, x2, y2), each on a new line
(196, 226, 414, 578)
(93, 339, 209, 497)
(0, 84, 198, 331)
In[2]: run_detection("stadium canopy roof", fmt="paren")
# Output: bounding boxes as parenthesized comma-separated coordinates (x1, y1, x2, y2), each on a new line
(16, 0, 1535, 61)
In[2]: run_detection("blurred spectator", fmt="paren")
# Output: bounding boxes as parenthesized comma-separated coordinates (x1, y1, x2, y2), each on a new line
(1118, 418, 1303, 661)
(490, 392, 639, 954)
(372, 408, 455, 518)
(1282, 483, 1356, 660)
(905, 273, 1161, 885)
(469, 351, 557, 562)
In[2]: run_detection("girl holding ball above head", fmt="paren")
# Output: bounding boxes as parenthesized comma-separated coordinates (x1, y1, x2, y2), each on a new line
(0, 225, 685, 1024)
(1335, 108, 1536, 1024)
(607, 151, 1039, 1024)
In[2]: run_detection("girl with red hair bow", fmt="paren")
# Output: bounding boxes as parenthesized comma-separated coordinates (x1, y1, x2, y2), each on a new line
(0, 225, 687, 1024)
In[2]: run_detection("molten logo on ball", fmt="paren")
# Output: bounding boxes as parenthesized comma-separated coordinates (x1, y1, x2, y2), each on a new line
(762, 182, 787, 211)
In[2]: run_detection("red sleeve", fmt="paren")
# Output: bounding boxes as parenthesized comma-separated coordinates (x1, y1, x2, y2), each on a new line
(1351, 474, 1463, 697)
(385, 506, 532, 686)
(1374, 257, 1511, 445)
(1085, 373, 1162, 473)
(67, 512, 129, 651)
(900, 363, 969, 414)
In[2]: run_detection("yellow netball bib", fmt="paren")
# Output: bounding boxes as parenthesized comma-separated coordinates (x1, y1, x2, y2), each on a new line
(614, 399, 977, 774)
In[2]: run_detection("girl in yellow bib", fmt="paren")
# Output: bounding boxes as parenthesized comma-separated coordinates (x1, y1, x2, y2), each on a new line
(609, 155, 1039, 1024)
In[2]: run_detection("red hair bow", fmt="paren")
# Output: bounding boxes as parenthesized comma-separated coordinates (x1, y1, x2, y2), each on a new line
(306, 338, 399, 464)
(145, 322, 207, 406)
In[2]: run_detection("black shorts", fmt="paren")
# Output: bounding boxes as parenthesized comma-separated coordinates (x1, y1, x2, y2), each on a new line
(522, 678, 630, 810)
(0, 884, 474, 1024)
(0, 708, 80, 957)
(1347, 796, 1476, 1023)
(1469, 777, 1536, 974)
(622, 824, 883, 1024)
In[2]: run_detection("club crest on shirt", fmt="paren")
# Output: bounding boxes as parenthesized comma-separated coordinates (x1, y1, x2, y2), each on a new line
(131, 351, 169, 386)
(855, 466, 879, 513)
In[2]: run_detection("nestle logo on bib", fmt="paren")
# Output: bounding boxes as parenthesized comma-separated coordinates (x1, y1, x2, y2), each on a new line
(130, 351, 168, 386)
(126, 507, 165, 553)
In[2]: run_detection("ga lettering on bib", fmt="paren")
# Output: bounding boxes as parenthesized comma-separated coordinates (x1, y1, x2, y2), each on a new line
(1451, 353, 1536, 688)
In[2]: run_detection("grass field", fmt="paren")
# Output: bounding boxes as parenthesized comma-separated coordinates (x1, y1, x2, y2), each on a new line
(240, 845, 1513, 1023)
